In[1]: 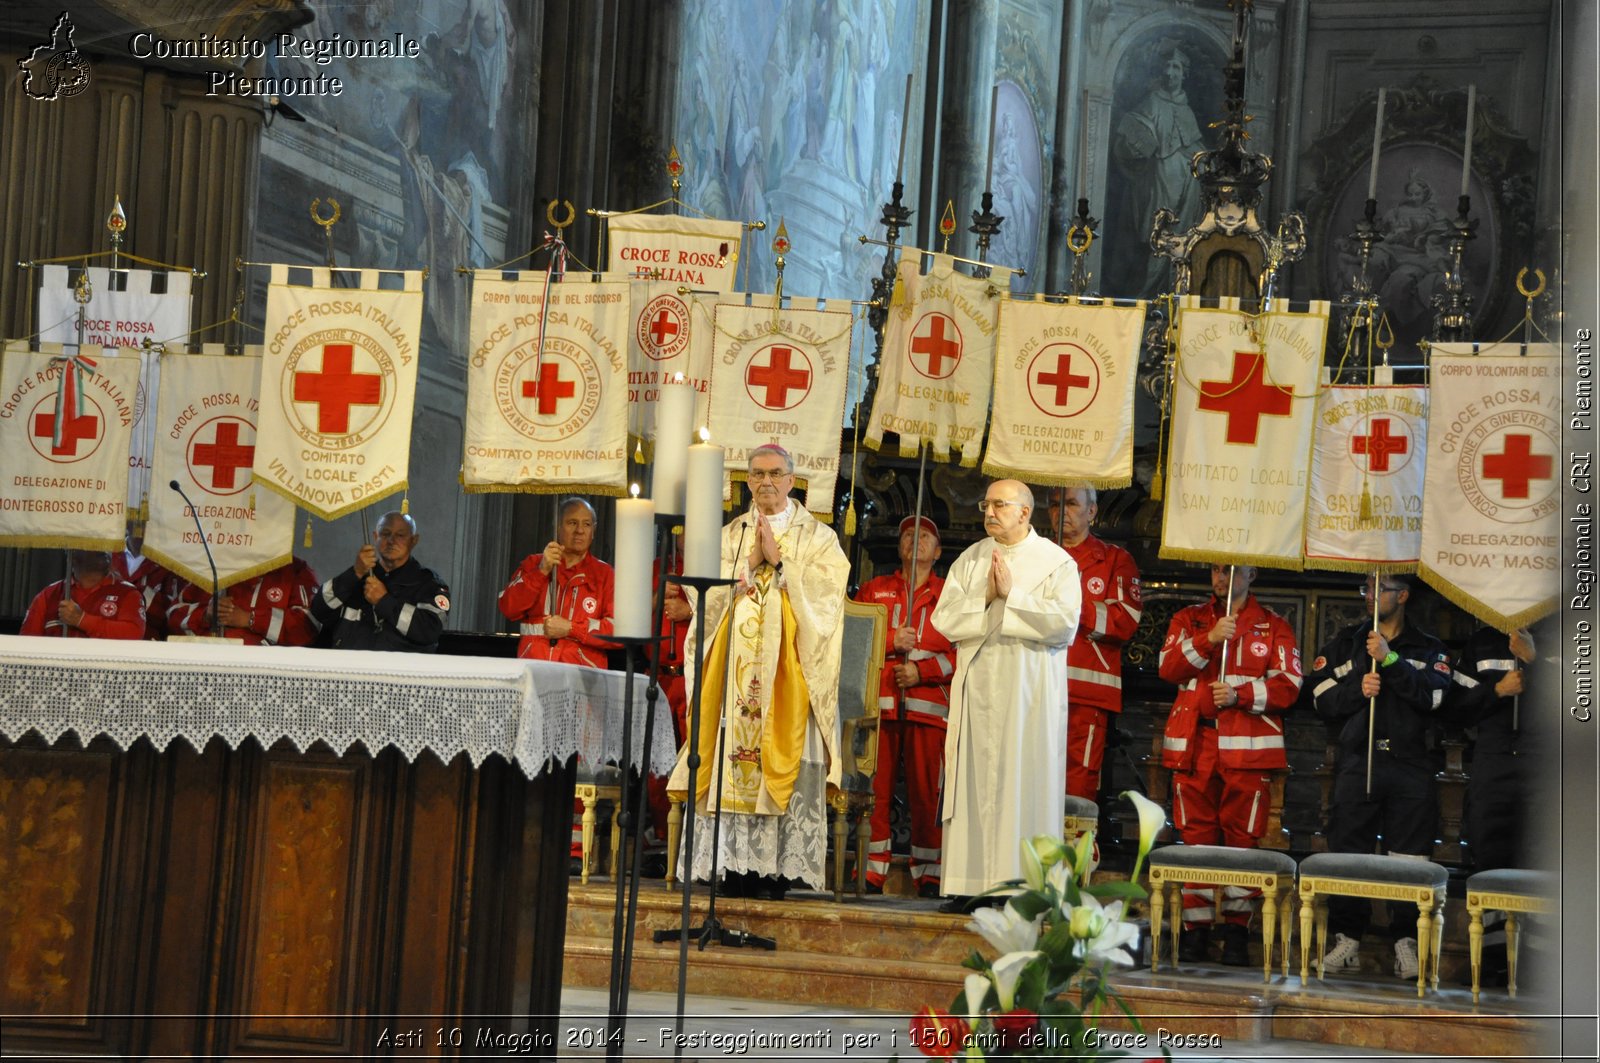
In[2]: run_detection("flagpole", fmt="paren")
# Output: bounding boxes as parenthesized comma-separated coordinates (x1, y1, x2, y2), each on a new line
(1219, 565, 1236, 686)
(1366, 566, 1379, 796)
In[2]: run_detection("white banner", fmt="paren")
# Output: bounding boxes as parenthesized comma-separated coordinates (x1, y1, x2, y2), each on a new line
(983, 296, 1146, 488)
(463, 272, 630, 494)
(1160, 299, 1329, 568)
(1305, 385, 1428, 572)
(254, 266, 423, 520)
(143, 346, 295, 590)
(707, 297, 853, 515)
(606, 214, 744, 292)
(864, 255, 1005, 465)
(626, 280, 714, 446)
(0, 342, 140, 548)
(38, 265, 194, 516)
(1420, 344, 1561, 629)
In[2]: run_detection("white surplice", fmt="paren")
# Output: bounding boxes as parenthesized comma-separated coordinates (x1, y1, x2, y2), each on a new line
(932, 527, 1080, 896)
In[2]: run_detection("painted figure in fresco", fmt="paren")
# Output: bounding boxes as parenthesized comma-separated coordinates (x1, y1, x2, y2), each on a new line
(1114, 43, 1208, 294)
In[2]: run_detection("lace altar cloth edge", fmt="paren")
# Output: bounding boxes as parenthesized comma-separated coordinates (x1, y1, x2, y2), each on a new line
(0, 636, 674, 776)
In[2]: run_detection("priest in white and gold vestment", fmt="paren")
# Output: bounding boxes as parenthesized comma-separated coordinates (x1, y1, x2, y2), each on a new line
(669, 444, 849, 895)
(932, 479, 1080, 902)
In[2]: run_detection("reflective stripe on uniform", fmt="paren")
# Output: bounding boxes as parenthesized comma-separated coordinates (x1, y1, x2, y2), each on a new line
(397, 603, 416, 635)
(1217, 733, 1285, 752)
(1067, 666, 1121, 689)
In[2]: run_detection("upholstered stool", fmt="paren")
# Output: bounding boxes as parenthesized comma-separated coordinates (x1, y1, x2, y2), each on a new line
(1465, 868, 1555, 1002)
(574, 765, 623, 885)
(1147, 844, 1297, 981)
(1063, 796, 1099, 842)
(1297, 852, 1448, 996)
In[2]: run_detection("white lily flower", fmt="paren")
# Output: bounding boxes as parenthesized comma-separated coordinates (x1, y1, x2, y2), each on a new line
(1122, 789, 1167, 880)
(969, 903, 1044, 955)
(1062, 893, 1139, 967)
(988, 949, 1043, 1010)
(1019, 834, 1064, 890)
(1045, 857, 1074, 899)
(962, 972, 992, 1017)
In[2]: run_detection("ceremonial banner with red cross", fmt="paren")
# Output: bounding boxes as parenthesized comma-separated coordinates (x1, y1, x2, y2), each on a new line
(1304, 385, 1429, 573)
(143, 346, 295, 589)
(606, 213, 744, 291)
(982, 296, 1146, 488)
(1160, 298, 1329, 568)
(39, 265, 196, 517)
(1419, 344, 1560, 630)
(463, 271, 630, 495)
(253, 265, 423, 520)
(0, 341, 141, 549)
(626, 279, 714, 449)
(863, 255, 1007, 465)
(707, 296, 853, 515)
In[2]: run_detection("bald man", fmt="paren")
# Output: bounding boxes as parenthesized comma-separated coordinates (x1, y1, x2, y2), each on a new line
(309, 511, 450, 652)
(931, 479, 1080, 905)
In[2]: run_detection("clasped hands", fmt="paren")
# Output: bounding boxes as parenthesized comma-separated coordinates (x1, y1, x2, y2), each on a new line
(984, 549, 1012, 604)
(745, 514, 782, 574)
(353, 544, 388, 605)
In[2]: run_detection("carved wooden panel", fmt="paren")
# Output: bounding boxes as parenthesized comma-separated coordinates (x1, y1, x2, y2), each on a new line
(0, 745, 113, 1020)
(232, 747, 372, 1051)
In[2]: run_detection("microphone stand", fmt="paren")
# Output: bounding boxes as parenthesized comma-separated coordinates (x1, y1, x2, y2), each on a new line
(169, 479, 221, 635)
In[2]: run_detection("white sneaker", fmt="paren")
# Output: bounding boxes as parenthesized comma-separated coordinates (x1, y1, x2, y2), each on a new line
(1323, 932, 1362, 972)
(1393, 937, 1420, 980)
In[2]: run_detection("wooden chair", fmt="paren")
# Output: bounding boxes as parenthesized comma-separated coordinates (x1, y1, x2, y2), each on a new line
(1147, 844, 1298, 982)
(830, 600, 887, 900)
(1465, 869, 1555, 1002)
(1297, 852, 1449, 997)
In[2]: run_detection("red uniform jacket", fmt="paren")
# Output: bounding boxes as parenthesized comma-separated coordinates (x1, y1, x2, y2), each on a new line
(22, 576, 146, 640)
(112, 551, 172, 639)
(167, 559, 319, 646)
(499, 552, 615, 666)
(1158, 594, 1301, 771)
(1064, 535, 1142, 714)
(853, 571, 956, 727)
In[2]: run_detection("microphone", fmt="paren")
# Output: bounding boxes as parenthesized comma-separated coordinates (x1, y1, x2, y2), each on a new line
(170, 479, 222, 636)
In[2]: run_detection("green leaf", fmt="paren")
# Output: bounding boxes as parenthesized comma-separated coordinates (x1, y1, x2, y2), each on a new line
(1007, 890, 1051, 921)
(1086, 880, 1148, 901)
(961, 948, 989, 972)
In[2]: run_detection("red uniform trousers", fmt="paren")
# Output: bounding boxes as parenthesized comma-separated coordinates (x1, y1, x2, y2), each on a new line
(1172, 725, 1270, 927)
(865, 718, 944, 890)
(644, 671, 688, 850)
(1066, 705, 1110, 800)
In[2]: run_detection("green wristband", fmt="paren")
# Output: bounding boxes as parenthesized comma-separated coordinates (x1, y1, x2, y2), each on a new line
(1380, 650, 1400, 668)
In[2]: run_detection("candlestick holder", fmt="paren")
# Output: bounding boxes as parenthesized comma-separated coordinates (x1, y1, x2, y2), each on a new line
(861, 180, 915, 421)
(1430, 195, 1479, 344)
(1332, 198, 1387, 380)
(968, 191, 1005, 279)
(1065, 196, 1099, 297)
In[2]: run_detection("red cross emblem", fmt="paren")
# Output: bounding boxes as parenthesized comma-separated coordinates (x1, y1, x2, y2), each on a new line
(1026, 344, 1100, 418)
(909, 313, 962, 379)
(32, 403, 100, 458)
(190, 418, 256, 493)
(292, 343, 383, 435)
(649, 309, 680, 347)
(745, 344, 812, 411)
(520, 361, 576, 416)
(1481, 433, 1553, 500)
(1350, 417, 1412, 474)
(1197, 351, 1292, 445)
(638, 294, 689, 361)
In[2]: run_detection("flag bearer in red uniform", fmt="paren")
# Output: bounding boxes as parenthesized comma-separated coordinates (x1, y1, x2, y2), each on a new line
(644, 541, 692, 861)
(166, 558, 320, 646)
(1048, 487, 1142, 800)
(1159, 563, 1301, 964)
(854, 515, 956, 897)
(22, 549, 146, 640)
(113, 519, 172, 640)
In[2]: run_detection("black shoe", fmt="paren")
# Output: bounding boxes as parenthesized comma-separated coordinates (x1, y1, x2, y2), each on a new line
(863, 879, 885, 895)
(718, 872, 747, 898)
(1218, 924, 1252, 966)
(1178, 926, 1211, 964)
(640, 853, 668, 878)
(569, 856, 585, 877)
(938, 894, 974, 914)
(918, 881, 942, 899)
(752, 875, 788, 901)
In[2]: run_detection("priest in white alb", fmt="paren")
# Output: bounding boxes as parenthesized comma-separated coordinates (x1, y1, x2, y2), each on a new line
(668, 444, 849, 900)
(932, 478, 1080, 907)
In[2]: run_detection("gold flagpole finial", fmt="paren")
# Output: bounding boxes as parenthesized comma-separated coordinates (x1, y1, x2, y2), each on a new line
(667, 145, 684, 199)
(771, 218, 790, 304)
(107, 195, 127, 256)
(546, 198, 576, 232)
(939, 201, 956, 254)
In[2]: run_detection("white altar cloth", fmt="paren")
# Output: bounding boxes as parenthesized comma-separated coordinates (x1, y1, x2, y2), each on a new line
(0, 636, 676, 776)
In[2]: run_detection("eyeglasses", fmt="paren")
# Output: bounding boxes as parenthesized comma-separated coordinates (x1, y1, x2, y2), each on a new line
(1359, 583, 1405, 599)
(976, 499, 1022, 514)
(747, 468, 791, 482)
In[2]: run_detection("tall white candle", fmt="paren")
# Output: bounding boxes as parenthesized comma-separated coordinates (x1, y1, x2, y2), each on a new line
(652, 374, 694, 515)
(1367, 87, 1386, 200)
(984, 85, 999, 191)
(683, 432, 725, 580)
(895, 74, 913, 185)
(1460, 84, 1476, 197)
(613, 484, 654, 639)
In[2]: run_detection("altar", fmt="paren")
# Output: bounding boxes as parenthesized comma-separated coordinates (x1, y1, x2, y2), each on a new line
(0, 637, 671, 1060)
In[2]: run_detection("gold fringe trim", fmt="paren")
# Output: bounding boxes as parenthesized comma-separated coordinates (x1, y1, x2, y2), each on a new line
(459, 476, 626, 497)
(1149, 467, 1164, 502)
(251, 477, 410, 522)
(0, 533, 122, 551)
(144, 547, 294, 593)
(979, 457, 1132, 491)
(1157, 541, 1306, 572)
(1416, 562, 1559, 634)
(1302, 556, 1418, 576)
